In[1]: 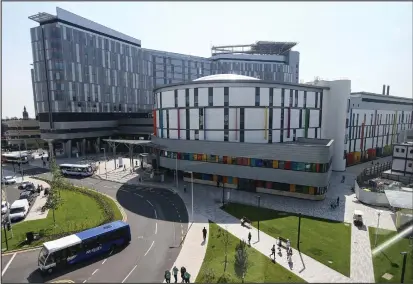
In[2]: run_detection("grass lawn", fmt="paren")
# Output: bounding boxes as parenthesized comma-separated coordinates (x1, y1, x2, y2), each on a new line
(368, 227, 413, 283)
(196, 221, 306, 283)
(1, 188, 122, 252)
(222, 203, 351, 276)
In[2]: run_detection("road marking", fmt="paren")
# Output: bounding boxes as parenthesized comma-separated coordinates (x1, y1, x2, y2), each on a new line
(144, 241, 155, 256)
(146, 200, 154, 207)
(102, 258, 107, 264)
(155, 223, 158, 234)
(2, 253, 16, 276)
(83, 280, 87, 283)
(178, 214, 180, 218)
(182, 229, 184, 235)
(134, 193, 143, 198)
(92, 269, 99, 275)
(154, 209, 158, 219)
(51, 280, 75, 283)
(122, 264, 137, 283)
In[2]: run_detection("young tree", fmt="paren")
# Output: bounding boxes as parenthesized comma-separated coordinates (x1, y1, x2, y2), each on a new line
(202, 267, 215, 283)
(235, 239, 249, 281)
(43, 158, 66, 226)
(223, 226, 231, 272)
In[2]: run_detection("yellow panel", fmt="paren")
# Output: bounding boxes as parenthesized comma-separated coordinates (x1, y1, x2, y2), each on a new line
(272, 160, 278, 169)
(289, 184, 295, 192)
(227, 156, 232, 164)
(233, 177, 238, 185)
(203, 154, 207, 161)
(309, 187, 314, 195)
(215, 156, 219, 163)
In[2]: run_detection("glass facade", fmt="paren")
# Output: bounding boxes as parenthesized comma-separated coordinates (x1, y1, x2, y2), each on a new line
(30, 21, 300, 117)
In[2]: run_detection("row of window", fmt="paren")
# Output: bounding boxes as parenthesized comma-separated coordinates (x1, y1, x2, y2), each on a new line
(348, 124, 410, 140)
(395, 147, 413, 154)
(349, 112, 412, 129)
(181, 172, 328, 196)
(162, 150, 332, 173)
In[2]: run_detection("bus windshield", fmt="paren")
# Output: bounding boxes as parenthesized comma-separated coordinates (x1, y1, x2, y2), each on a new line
(38, 247, 49, 265)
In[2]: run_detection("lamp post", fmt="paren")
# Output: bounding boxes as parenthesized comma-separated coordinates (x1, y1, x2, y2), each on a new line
(1, 168, 13, 238)
(400, 251, 407, 283)
(257, 195, 261, 242)
(374, 210, 382, 247)
(101, 148, 107, 179)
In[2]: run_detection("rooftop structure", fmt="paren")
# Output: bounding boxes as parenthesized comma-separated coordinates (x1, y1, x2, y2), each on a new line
(211, 41, 298, 56)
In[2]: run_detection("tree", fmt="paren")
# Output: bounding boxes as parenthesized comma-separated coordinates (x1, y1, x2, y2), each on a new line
(43, 158, 66, 226)
(223, 226, 231, 272)
(234, 239, 249, 281)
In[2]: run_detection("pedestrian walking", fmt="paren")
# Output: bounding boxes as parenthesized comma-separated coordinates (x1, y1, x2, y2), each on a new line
(184, 272, 190, 283)
(270, 244, 276, 260)
(184, 185, 187, 193)
(337, 196, 340, 206)
(202, 227, 207, 241)
(164, 270, 171, 283)
(286, 239, 291, 250)
(248, 231, 252, 246)
(173, 266, 179, 283)
(180, 267, 186, 283)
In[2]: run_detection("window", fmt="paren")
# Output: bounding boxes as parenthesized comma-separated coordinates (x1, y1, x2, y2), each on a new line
(255, 87, 260, 106)
(410, 149, 413, 154)
(174, 90, 178, 108)
(224, 87, 229, 106)
(396, 148, 400, 153)
(185, 89, 189, 107)
(194, 88, 198, 107)
(208, 87, 213, 106)
(408, 163, 412, 168)
(294, 90, 298, 107)
(401, 148, 405, 153)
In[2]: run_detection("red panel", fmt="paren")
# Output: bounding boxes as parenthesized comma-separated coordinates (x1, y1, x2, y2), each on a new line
(285, 161, 291, 170)
(360, 122, 365, 150)
(177, 109, 180, 139)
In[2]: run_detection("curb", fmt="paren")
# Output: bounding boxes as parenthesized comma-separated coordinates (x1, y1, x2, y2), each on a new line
(2, 245, 43, 256)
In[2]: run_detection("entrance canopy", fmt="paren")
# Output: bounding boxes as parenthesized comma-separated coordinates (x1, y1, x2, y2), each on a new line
(384, 190, 413, 210)
(102, 139, 167, 150)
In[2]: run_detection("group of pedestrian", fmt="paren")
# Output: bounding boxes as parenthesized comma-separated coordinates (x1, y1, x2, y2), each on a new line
(164, 266, 190, 283)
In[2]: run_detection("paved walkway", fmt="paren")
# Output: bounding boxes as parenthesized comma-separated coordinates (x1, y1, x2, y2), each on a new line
(24, 178, 51, 221)
(164, 213, 209, 283)
(350, 223, 375, 283)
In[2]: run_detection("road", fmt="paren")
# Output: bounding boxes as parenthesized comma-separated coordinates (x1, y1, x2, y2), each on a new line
(1, 172, 188, 283)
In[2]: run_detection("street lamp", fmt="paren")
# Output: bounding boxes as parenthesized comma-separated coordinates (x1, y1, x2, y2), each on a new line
(256, 195, 261, 242)
(374, 210, 382, 247)
(297, 213, 302, 250)
(184, 170, 194, 223)
(101, 148, 107, 179)
(400, 251, 408, 283)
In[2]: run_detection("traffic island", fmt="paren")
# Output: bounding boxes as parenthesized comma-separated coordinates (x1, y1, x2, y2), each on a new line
(368, 227, 413, 283)
(221, 203, 352, 277)
(196, 221, 305, 283)
(1, 181, 123, 253)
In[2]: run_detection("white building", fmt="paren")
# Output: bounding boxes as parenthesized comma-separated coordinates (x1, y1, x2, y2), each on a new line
(391, 142, 413, 176)
(151, 74, 351, 200)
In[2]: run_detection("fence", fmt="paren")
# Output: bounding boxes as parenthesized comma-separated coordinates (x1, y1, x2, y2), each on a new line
(356, 161, 392, 184)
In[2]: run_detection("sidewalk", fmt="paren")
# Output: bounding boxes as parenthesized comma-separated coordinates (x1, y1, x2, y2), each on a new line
(164, 213, 209, 283)
(350, 223, 375, 283)
(24, 178, 51, 221)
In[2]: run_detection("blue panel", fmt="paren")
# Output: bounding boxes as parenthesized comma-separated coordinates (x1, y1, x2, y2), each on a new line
(75, 221, 128, 241)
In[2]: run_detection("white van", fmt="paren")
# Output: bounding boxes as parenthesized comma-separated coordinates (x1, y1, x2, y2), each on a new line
(9, 199, 29, 221)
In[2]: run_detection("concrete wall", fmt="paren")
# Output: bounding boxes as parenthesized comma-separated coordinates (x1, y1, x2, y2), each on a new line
(355, 180, 390, 207)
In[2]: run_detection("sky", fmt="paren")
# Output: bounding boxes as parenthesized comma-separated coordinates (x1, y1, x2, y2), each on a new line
(2, 1, 412, 118)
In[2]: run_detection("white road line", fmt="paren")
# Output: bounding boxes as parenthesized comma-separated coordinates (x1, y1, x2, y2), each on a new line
(155, 223, 158, 234)
(122, 264, 137, 283)
(146, 200, 154, 207)
(134, 192, 143, 197)
(2, 253, 16, 276)
(144, 241, 155, 256)
(92, 269, 99, 275)
(83, 280, 87, 283)
(102, 259, 107, 264)
(154, 210, 158, 219)
(178, 214, 180, 218)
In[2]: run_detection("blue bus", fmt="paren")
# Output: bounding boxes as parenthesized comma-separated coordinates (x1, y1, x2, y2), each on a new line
(38, 221, 131, 274)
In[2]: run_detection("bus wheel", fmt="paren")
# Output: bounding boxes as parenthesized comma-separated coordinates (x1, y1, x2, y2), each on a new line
(47, 268, 53, 274)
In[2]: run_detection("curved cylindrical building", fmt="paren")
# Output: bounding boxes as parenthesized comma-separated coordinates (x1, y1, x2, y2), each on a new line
(151, 74, 350, 200)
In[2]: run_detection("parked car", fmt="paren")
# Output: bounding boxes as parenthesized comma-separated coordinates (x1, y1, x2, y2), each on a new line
(18, 181, 35, 191)
(1, 201, 10, 215)
(2, 176, 17, 185)
(19, 190, 36, 205)
(9, 199, 29, 221)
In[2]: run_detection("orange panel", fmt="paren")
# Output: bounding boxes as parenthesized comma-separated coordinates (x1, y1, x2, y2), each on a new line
(227, 156, 232, 164)
(289, 184, 295, 192)
(309, 187, 315, 195)
(272, 160, 278, 168)
(233, 177, 238, 185)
